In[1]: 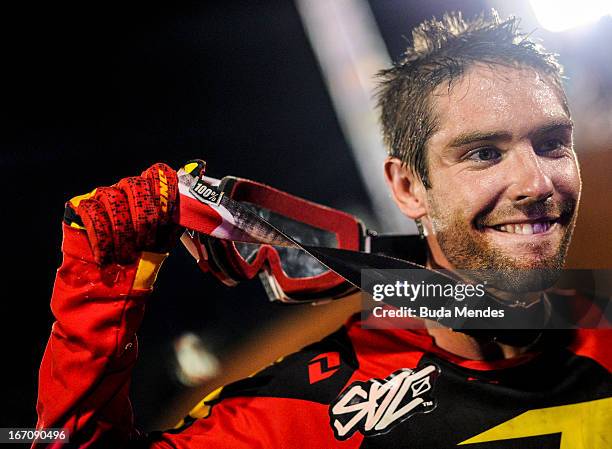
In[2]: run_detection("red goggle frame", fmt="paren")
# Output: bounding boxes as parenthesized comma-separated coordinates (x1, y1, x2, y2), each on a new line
(181, 176, 366, 303)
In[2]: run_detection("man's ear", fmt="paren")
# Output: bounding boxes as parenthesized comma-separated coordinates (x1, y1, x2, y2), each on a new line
(384, 157, 427, 219)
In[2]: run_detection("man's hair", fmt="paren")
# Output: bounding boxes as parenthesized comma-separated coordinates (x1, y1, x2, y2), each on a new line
(376, 10, 568, 188)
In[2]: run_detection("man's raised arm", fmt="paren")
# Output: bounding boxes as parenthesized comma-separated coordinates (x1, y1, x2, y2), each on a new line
(34, 163, 179, 447)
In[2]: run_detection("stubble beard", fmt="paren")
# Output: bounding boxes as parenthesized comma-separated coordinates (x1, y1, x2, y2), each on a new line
(426, 194, 578, 293)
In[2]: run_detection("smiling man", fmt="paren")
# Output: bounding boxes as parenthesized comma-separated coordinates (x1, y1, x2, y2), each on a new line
(378, 14, 594, 358)
(386, 67, 579, 271)
(381, 21, 580, 276)
(34, 10, 611, 449)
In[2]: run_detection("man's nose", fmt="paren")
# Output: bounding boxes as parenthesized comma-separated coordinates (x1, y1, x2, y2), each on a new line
(506, 145, 554, 206)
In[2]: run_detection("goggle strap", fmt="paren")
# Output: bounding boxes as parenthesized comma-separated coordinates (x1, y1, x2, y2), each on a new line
(365, 234, 428, 265)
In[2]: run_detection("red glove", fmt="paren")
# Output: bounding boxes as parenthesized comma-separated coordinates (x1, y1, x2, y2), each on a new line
(64, 162, 180, 265)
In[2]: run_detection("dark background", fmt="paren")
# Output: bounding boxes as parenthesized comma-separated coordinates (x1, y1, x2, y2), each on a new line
(2, 0, 610, 430)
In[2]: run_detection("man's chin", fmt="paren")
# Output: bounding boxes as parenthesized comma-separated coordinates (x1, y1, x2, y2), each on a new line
(481, 268, 562, 294)
(454, 225, 571, 292)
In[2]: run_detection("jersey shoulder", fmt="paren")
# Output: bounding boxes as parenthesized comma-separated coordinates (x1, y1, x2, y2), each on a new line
(222, 325, 358, 404)
(191, 324, 360, 425)
(151, 326, 365, 449)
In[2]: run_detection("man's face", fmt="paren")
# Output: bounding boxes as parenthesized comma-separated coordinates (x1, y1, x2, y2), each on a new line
(423, 64, 581, 288)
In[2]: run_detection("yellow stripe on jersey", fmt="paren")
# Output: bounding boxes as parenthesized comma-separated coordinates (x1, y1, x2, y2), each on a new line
(174, 386, 225, 429)
(459, 397, 612, 448)
(173, 355, 288, 429)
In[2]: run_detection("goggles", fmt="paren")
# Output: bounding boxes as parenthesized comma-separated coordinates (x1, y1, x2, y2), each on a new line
(175, 160, 426, 303)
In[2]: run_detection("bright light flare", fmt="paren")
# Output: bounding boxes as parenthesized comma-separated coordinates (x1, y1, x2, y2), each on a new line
(530, 0, 612, 32)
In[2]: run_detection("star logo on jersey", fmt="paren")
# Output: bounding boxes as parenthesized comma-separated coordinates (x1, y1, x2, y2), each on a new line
(329, 364, 439, 440)
(308, 352, 341, 384)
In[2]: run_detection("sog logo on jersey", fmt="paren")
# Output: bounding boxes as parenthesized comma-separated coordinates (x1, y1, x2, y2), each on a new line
(329, 364, 439, 440)
(190, 179, 223, 205)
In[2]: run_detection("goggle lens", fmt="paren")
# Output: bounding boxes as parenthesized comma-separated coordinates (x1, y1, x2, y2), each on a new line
(235, 202, 338, 278)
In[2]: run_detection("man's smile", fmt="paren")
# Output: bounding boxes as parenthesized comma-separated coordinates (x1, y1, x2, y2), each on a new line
(477, 213, 566, 247)
(486, 217, 560, 236)
(493, 221, 555, 235)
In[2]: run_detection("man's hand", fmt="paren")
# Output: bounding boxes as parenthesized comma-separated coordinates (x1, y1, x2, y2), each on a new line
(64, 162, 180, 265)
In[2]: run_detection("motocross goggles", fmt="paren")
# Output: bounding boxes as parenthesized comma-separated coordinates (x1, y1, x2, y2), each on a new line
(176, 162, 425, 303)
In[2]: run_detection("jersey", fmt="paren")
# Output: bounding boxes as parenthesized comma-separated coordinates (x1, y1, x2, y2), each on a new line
(34, 224, 612, 448)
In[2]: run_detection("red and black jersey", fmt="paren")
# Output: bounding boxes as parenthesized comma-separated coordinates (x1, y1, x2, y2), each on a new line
(35, 225, 612, 448)
(146, 317, 611, 449)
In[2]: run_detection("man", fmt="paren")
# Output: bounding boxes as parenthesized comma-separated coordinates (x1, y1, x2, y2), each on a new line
(35, 11, 611, 448)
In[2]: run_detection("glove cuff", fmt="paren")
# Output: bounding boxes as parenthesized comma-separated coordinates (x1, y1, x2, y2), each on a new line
(60, 223, 168, 291)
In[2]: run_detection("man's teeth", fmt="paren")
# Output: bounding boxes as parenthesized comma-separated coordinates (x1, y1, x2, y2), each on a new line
(495, 221, 553, 235)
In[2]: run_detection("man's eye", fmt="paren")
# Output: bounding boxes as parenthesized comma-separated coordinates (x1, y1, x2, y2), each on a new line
(466, 148, 501, 162)
(538, 138, 567, 155)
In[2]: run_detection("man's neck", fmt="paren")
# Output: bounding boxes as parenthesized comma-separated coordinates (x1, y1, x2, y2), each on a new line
(424, 254, 538, 360)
